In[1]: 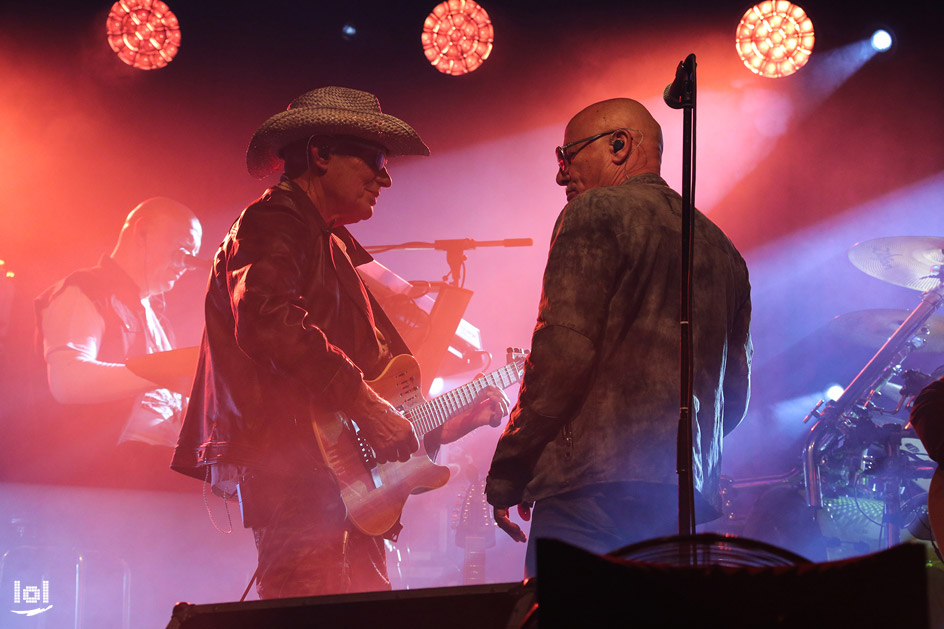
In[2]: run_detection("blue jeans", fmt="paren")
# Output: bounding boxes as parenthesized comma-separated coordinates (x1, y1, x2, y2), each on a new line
(526, 482, 679, 577)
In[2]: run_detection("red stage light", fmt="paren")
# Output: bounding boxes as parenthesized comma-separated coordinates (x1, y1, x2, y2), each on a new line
(106, 0, 181, 70)
(422, 0, 494, 76)
(736, 1, 814, 78)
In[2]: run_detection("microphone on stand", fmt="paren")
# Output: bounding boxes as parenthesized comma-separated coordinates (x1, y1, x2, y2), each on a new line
(499, 238, 533, 248)
(663, 53, 696, 109)
(364, 237, 533, 287)
(432, 238, 533, 251)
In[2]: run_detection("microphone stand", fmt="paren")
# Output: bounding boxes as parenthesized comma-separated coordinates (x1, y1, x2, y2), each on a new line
(364, 238, 533, 288)
(665, 53, 698, 539)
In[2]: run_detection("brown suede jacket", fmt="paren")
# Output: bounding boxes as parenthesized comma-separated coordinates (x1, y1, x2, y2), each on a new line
(486, 173, 752, 514)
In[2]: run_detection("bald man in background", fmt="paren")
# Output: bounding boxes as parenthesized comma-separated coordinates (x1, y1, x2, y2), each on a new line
(34, 197, 202, 490)
(486, 99, 752, 575)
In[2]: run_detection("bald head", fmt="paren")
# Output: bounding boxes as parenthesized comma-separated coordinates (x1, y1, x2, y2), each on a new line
(569, 98, 663, 161)
(118, 197, 199, 239)
(557, 98, 663, 202)
(112, 197, 202, 297)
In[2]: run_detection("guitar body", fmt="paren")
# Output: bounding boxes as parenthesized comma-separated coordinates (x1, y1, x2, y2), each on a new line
(312, 354, 451, 537)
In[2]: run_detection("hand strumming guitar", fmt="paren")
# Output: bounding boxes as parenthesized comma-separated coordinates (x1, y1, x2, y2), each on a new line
(344, 380, 419, 463)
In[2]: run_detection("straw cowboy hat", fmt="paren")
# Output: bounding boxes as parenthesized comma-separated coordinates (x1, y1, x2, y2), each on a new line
(246, 86, 429, 178)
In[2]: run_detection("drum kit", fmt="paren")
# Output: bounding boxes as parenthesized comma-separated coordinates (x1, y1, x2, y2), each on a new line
(729, 236, 944, 560)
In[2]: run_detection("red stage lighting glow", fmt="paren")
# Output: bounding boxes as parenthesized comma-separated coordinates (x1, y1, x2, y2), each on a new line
(106, 0, 181, 70)
(736, 1, 814, 78)
(422, 0, 494, 76)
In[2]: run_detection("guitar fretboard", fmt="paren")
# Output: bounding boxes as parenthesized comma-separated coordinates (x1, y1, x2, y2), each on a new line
(405, 359, 524, 437)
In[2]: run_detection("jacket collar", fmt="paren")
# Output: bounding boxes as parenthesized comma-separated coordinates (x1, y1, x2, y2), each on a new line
(276, 177, 374, 267)
(620, 172, 670, 188)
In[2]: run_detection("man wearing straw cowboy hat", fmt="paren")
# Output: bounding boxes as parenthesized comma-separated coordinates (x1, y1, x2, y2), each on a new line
(173, 87, 508, 598)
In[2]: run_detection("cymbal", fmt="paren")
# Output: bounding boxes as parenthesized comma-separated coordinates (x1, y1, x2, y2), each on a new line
(126, 346, 200, 392)
(848, 236, 944, 291)
(830, 309, 944, 353)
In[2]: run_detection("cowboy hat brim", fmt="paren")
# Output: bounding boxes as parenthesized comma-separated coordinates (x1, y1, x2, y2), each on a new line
(247, 96, 429, 178)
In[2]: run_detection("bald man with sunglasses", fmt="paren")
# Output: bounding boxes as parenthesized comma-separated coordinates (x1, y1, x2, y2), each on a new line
(486, 98, 752, 576)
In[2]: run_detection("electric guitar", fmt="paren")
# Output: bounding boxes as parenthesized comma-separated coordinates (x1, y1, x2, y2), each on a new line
(311, 351, 527, 537)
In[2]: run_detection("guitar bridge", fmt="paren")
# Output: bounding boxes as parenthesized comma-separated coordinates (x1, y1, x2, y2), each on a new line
(355, 431, 378, 470)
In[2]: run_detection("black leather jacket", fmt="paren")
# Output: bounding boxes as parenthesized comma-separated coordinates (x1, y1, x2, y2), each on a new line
(173, 180, 409, 480)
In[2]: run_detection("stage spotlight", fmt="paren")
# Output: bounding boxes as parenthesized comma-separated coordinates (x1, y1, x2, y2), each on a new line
(342, 23, 357, 40)
(106, 0, 181, 71)
(825, 384, 844, 402)
(735, 1, 814, 78)
(422, 0, 494, 76)
(871, 29, 892, 52)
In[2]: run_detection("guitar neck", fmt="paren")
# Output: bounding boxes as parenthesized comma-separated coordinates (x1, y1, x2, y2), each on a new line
(405, 360, 523, 438)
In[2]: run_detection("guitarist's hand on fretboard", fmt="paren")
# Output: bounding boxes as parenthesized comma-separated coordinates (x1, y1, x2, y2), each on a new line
(439, 382, 510, 444)
(344, 380, 419, 463)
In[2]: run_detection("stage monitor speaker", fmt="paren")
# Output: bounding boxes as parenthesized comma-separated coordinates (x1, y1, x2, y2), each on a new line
(536, 538, 929, 628)
(166, 581, 528, 629)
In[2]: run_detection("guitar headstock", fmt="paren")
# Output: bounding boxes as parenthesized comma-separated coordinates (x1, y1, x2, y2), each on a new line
(506, 346, 529, 377)
(453, 478, 496, 548)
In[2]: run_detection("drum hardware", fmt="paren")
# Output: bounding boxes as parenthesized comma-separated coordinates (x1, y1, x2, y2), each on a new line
(718, 470, 803, 529)
(801, 237, 943, 548)
(828, 309, 944, 355)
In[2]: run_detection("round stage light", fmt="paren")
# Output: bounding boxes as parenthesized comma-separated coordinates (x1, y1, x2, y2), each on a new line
(871, 29, 892, 52)
(106, 0, 181, 70)
(735, 1, 814, 78)
(422, 0, 494, 76)
(826, 384, 844, 402)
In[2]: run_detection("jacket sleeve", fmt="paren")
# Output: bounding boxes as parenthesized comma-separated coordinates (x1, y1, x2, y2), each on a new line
(486, 198, 621, 508)
(224, 202, 364, 411)
(722, 275, 752, 436)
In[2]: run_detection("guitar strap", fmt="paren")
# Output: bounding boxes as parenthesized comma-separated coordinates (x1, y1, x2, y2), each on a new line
(363, 286, 409, 543)
(364, 287, 412, 358)
(327, 230, 411, 360)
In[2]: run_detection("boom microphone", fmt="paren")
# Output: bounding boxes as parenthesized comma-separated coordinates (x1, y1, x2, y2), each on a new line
(663, 53, 696, 109)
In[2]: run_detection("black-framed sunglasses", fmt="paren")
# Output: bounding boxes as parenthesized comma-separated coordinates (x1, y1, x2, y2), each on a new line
(325, 138, 389, 172)
(555, 129, 618, 172)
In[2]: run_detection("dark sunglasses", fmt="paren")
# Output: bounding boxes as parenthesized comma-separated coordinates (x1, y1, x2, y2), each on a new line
(555, 130, 619, 172)
(329, 138, 389, 172)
